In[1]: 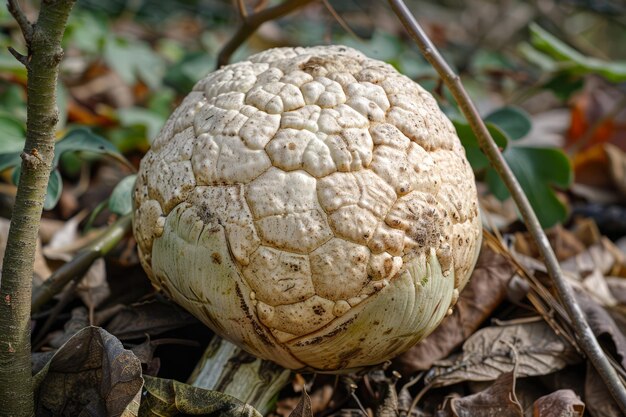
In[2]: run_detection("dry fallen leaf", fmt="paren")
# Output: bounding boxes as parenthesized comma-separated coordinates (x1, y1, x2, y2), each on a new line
(585, 363, 621, 417)
(533, 389, 584, 417)
(140, 375, 262, 417)
(105, 298, 200, 340)
(289, 389, 313, 417)
(514, 226, 586, 262)
(575, 290, 626, 369)
(426, 321, 580, 387)
(440, 371, 523, 417)
(34, 326, 143, 417)
(47, 306, 90, 349)
(42, 212, 111, 309)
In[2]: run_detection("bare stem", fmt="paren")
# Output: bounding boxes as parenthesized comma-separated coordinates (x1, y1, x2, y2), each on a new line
(7, 0, 33, 42)
(321, 0, 359, 39)
(216, 0, 316, 68)
(236, 0, 249, 19)
(7, 45, 29, 66)
(0, 1, 76, 415)
(387, 0, 626, 412)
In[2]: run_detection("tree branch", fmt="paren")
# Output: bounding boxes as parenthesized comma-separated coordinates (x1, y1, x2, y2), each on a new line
(216, 0, 316, 68)
(236, 0, 249, 19)
(321, 0, 359, 40)
(387, 0, 626, 412)
(7, 0, 33, 42)
(7, 46, 28, 66)
(0, 0, 76, 415)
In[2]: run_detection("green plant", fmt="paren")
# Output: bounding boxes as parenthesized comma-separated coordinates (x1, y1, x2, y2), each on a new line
(454, 106, 572, 228)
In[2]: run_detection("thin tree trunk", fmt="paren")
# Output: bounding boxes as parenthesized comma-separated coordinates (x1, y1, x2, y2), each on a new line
(0, 1, 76, 415)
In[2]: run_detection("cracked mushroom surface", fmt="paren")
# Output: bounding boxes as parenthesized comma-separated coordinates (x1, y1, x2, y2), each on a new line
(133, 45, 482, 372)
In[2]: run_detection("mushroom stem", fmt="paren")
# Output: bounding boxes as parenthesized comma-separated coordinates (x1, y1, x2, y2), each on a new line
(188, 336, 291, 415)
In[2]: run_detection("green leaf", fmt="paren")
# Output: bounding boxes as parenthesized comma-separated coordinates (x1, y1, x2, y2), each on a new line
(517, 43, 558, 72)
(0, 52, 27, 79)
(542, 73, 585, 101)
(147, 88, 176, 118)
(454, 119, 508, 171)
(529, 23, 587, 64)
(140, 375, 262, 417)
(164, 52, 215, 93)
(0, 113, 26, 154)
(484, 107, 532, 140)
(104, 35, 166, 89)
(0, 83, 27, 120)
(54, 128, 122, 168)
(109, 175, 136, 216)
(486, 147, 572, 228)
(44, 169, 63, 210)
(0, 152, 21, 172)
(529, 23, 626, 83)
(64, 11, 108, 54)
(117, 108, 165, 144)
(108, 126, 149, 153)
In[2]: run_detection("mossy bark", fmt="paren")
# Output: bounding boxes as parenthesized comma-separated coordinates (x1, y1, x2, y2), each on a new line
(0, 1, 76, 415)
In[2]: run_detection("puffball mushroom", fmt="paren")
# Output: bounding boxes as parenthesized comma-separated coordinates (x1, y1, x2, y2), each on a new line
(133, 45, 482, 372)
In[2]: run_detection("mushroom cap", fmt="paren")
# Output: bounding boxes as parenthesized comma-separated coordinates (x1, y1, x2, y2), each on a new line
(133, 45, 482, 372)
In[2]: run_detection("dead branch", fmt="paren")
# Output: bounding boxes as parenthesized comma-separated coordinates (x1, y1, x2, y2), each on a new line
(217, 0, 317, 68)
(387, 0, 626, 412)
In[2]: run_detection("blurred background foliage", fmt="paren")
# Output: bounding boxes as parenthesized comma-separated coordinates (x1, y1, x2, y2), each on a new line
(1, 0, 626, 229)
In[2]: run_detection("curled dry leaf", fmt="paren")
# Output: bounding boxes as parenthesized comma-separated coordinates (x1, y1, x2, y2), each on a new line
(396, 237, 515, 373)
(560, 238, 620, 278)
(440, 371, 523, 417)
(77, 258, 110, 310)
(129, 335, 161, 376)
(33, 326, 143, 417)
(42, 212, 111, 309)
(47, 306, 90, 349)
(585, 363, 622, 417)
(120, 390, 141, 417)
(289, 389, 313, 417)
(606, 277, 626, 304)
(273, 385, 333, 417)
(533, 389, 584, 417)
(140, 375, 262, 417)
(42, 211, 91, 260)
(575, 289, 626, 368)
(514, 226, 586, 262)
(426, 321, 580, 387)
(105, 298, 200, 340)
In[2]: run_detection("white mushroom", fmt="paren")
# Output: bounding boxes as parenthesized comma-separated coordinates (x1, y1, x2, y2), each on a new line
(133, 45, 482, 372)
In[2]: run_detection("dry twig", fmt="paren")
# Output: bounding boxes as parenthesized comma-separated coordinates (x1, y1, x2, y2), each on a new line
(387, 0, 626, 412)
(7, 0, 33, 42)
(217, 0, 316, 68)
